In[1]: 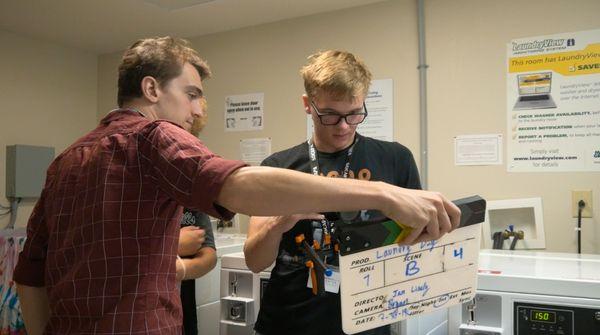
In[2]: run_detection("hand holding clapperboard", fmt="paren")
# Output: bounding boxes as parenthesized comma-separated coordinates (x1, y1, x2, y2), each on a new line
(334, 196, 486, 334)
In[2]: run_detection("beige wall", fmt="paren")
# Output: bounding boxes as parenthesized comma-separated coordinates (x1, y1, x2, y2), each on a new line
(426, 0, 600, 253)
(0, 30, 98, 229)
(99, 0, 420, 156)
(96, 0, 599, 252)
(97, 0, 420, 233)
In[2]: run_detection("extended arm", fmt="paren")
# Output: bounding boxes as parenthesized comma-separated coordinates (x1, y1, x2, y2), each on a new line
(218, 166, 459, 245)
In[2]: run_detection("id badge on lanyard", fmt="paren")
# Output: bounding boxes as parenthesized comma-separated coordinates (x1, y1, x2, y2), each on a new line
(305, 138, 358, 293)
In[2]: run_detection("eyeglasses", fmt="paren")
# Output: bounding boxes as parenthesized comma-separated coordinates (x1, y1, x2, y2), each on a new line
(310, 101, 368, 126)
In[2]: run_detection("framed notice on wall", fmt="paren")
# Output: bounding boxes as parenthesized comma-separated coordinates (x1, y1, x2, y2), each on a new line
(507, 29, 600, 172)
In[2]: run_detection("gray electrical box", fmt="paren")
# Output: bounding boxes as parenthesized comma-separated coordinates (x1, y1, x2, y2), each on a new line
(6, 145, 55, 198)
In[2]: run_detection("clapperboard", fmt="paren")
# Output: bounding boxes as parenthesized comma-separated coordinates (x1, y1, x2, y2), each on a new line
(335, 196, 486, 334)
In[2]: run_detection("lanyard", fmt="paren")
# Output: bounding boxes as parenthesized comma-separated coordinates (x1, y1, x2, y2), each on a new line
(307, 136, 359, 246)
(307, 136, 359, 178)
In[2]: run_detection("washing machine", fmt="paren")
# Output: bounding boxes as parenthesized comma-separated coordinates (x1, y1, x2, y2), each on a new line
(195, 234, 247, 335)
(449, 249, 600, 335)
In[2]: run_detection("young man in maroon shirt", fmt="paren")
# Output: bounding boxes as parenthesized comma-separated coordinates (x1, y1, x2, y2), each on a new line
(14, 37, 460, 335)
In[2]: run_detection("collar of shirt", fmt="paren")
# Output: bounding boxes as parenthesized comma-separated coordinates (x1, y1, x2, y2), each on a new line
(101, 108, 146, 124)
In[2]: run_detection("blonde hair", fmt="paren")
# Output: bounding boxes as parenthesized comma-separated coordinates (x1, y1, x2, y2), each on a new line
(300, 50, 372, 101)
(117, 36, 211, 107)
(190, 98, 208, 136)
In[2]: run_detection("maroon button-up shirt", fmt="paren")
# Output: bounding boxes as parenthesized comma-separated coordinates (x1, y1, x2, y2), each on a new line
(13, 110, 246, 334)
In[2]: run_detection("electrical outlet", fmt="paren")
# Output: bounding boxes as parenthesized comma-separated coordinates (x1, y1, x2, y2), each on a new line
(572, 190, 593, 218)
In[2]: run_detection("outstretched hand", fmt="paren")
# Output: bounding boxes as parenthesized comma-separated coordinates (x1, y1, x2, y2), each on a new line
(381, 186, 461, 245)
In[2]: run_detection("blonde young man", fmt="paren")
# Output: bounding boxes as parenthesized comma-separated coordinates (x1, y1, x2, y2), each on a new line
(245, 51, 429, 335)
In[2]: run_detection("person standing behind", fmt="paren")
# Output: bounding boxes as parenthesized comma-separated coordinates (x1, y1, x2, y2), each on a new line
(177, 98, 216, 335)
(244, 50, 447, 335)
(178, 211, 214, 335)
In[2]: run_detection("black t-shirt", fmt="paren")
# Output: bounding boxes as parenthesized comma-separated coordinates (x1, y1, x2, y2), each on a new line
(180, 210, 216, 249)
(254, 134, 421, 335)
(180, 210, 216, 335)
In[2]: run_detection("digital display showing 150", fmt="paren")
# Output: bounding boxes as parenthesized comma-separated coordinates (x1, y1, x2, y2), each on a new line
(530, 309, 556, 323)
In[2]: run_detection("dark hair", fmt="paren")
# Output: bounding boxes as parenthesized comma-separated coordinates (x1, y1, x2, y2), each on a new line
(117, 36, 211, 107)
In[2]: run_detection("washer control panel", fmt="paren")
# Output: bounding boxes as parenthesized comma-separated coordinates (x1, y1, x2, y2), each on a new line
(515, 302, 600, 335)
